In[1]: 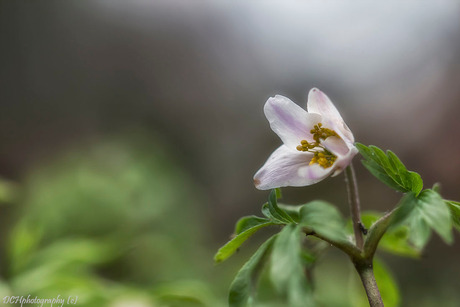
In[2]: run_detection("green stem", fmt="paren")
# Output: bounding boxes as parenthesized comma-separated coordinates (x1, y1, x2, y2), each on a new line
(345, 164, 364, 250)
(355, 261, 385, 307)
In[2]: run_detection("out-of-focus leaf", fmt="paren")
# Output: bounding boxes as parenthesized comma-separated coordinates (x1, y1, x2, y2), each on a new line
(445, 200, 460, 232)
(235, 216, 271, 235)
(300, 201, 348, 243)
(356, 144, 423, 195)
(8, 220, 44, 274)
(228, 235, 276, 307)
(0, 177, 17, 203)
(379, 226, 421, 258)
(270, 224, 314, 307)
(153, 280, 217, 307)
(214, 222, 274, 264)
(354, 212, 420, 257)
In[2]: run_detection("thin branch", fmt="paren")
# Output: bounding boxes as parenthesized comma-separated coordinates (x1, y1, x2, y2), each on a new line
(303, 228, 362, 260)
(345, 164, 364, 250)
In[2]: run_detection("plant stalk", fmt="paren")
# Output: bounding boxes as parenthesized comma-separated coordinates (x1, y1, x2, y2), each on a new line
(355, 261, 385, 307)
(344, 164, 364, 250)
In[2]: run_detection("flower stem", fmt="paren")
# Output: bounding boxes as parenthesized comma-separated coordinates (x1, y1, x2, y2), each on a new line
(344, 164, 364, 250)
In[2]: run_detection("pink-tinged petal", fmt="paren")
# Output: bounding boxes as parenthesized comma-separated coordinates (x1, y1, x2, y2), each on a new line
(307, 88, 355, 144)
(321, 136, 349, 156)
(254, 145, 319, 190)
(331, 147, 359, 177)
(297, 164, 332, 184)
(264, 95, 322, 148)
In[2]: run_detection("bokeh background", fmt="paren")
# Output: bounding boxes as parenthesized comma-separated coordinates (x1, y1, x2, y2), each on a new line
(1, 1, 460, 306)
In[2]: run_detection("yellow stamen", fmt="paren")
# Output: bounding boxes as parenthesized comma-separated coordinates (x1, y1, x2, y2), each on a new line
(296, 123, 340, 168)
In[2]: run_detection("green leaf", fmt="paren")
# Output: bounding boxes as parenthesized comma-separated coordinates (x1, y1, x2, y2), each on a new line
(361, 160, 405, 192)
(356, 143, 423, 195)
(277, 203, 302, 223)
(270, 224, 314, 307)
(408, 171, 423, 195)
(379, 226, 421, 258)
(214, 221, 274, 264)
(445, 200, 460, 232)
(265, 190, 295, 224)
(407, 214, 432, 249)
(391, 190, 453, 249)
(235, 216, 271, 235)
(299, 201, 348, 243)
(228, 235, 276, 307)
(416, 190, 453, 244)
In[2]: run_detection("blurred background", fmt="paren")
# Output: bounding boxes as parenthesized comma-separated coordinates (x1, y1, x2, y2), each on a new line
(1, 1, 460, 306)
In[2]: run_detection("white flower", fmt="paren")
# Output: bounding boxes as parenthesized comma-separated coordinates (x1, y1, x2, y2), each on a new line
(254, 88, 358, 190)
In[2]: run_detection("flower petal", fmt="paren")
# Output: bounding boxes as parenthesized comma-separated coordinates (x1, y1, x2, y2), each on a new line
(254, 145, 330, 190)
(321, 136, 349, 156)
(264, 95, 322, 148)
(297, 164, 332, 184)
(331, 147, 359, 177)
(307, 88, 354, 145)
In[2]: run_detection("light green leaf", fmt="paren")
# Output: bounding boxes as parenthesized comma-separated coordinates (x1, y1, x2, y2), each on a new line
(416, 190, 453, 244)
(392, 191, 452, 249)
(299, 201, 348, 243)
(356, 212, 420, 258)
(214, 222, 274, 264)
(445, 200, 460, 232)
(228, 235, 276, 307)
(270, 224, 314, 307)
(379, 226, 421, 258)
(408, 171, 423, 195)
(235, 216, 271, 235)
(407, 214, 432, 249)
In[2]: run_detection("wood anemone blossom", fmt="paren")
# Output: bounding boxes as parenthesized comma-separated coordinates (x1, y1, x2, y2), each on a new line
(254, 88, 358, 190)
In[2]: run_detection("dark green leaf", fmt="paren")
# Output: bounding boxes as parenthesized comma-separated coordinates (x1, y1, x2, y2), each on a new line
(215, 222, 274, 264)
(261, 203, 285, 224)
(299, 201, 348, 243)
(235, 216, 271, 235)
(228, 235, 276, 307)
(361, 160, 405, 192)
(356, 143, 424, 195)
(277, 203, 302, 223)
(270, 224, 314, 307)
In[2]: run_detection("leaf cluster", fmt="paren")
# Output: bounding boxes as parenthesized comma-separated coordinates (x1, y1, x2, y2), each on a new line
(356, 143, 459, 252)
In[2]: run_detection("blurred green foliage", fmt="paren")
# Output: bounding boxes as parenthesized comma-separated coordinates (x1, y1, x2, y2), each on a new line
(1, 135, 223, 306)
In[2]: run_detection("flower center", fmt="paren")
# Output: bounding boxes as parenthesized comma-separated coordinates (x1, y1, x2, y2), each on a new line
(295, 123, 339, 169)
